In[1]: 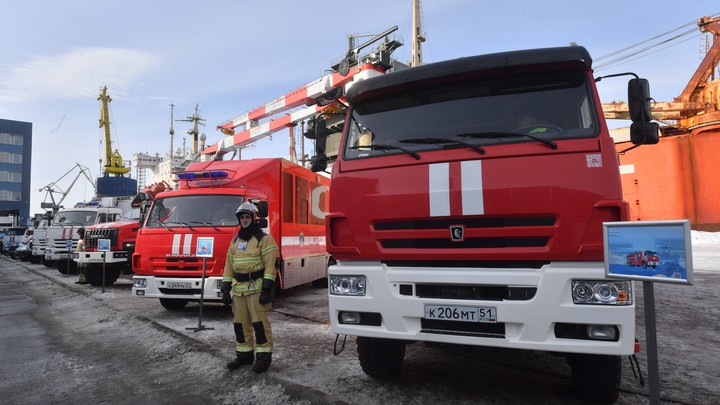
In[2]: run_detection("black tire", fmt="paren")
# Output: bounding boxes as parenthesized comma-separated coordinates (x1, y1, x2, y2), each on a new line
(55, 260, 78, 275)
(567, 354, 621, 404)
(356, 337, 406, 379)
(84, 265, 121, 286)
(41, 257, 55, 268)
(160, 298, 188, 311)
(29, 255, 41, 264)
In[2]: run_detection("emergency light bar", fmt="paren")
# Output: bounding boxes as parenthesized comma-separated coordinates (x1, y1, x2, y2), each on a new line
(177, 170, 229, 180)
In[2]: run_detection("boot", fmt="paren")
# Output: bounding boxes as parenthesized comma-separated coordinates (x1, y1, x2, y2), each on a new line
(252, 352, 272, 373)
(226, 352, 254, 370)
(75, 272, 88, 285)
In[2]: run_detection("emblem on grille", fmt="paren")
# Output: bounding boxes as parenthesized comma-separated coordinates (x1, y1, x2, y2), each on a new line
(450, 225, 465, 242)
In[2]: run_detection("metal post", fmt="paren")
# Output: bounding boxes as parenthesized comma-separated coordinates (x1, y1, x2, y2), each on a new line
(187, 257, 213, 332)
(101, 252, 107, 293)
(643, 281, 661, 405)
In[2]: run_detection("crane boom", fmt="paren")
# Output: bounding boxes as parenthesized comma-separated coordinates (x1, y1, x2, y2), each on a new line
(98, 86, 130, 176)
(204, 27, 403, 160)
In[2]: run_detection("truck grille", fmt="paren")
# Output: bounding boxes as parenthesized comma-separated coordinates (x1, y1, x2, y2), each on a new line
(375, 216, 554, 250)
(85, 228, 119, 249)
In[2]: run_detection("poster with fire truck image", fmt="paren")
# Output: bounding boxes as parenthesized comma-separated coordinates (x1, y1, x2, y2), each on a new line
(602, 220, 694, 285)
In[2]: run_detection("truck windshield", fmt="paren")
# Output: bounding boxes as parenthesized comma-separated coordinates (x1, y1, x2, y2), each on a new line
(145, 194, 243, 228)
(344, 69, 598, 160)
(53, 211, 96, 226)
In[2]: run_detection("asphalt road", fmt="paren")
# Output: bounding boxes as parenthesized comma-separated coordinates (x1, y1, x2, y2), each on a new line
(1, 255, 717, 404)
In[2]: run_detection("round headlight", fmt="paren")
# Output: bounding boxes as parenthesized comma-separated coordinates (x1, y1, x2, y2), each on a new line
(593, 283, 618, 303)
(573, 282, 594, 302)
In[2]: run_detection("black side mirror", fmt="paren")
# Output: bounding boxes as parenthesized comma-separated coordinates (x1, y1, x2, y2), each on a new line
(628, 78, 659, 145)
(256, 201, 269, 219)
(310, 154, 328, 172)
(628, 78, 652, 123)
(316, 87, 343, 107)
(315, 116, 327, 155)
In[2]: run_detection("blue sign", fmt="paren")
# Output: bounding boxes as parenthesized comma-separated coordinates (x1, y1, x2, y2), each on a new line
(196, 237, 214, 258)
(97, 239, 111, 252)
(603, 220, 693, 285)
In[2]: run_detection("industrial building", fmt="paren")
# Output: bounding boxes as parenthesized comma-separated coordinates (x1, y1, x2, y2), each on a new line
(0, 118, 32, 227)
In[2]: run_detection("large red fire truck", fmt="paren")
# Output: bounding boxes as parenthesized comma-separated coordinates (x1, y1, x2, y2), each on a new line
(626, 250, 660, 268)
(131, 158, 330, 310)
(310, 46, 659, 403)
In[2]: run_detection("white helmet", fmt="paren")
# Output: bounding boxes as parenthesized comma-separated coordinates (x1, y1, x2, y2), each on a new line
(235, 202, 258, 222)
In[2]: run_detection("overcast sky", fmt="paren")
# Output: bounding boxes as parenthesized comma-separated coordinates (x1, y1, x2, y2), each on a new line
(2, 0, 718, 217)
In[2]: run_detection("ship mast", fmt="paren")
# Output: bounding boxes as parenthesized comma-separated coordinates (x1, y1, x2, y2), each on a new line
(411, 0, 426, 67)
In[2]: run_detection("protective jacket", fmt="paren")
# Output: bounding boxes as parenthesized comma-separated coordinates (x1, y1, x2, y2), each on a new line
(222, 231, 279, 296)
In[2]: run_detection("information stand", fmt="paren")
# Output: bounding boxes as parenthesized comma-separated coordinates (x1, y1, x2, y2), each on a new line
(97, 239, 111, 293)
(603, 220, 694, 405)
(187, 237, 215, 332)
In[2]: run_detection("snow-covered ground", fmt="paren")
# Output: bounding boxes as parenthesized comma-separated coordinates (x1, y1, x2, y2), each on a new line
(690, 231, 719, 273)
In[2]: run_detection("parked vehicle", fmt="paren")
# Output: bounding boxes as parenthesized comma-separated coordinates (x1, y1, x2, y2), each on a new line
(132, 158, 331, 310)
(310, 46, 659, 404)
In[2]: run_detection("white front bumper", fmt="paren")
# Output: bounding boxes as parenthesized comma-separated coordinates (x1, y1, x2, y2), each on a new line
(328, 261, 636, 356)
(132, 275, 223, 301)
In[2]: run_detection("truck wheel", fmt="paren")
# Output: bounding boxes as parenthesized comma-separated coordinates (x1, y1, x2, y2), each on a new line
(356, 337, 406, 379)
(55, 260, 78, 275)
(160, 298, 188, 311)
(29, 255, 41, 264)
(85, 265, 121, 286)
(41, 257, 55, 268)
(567, 354, 621, 404)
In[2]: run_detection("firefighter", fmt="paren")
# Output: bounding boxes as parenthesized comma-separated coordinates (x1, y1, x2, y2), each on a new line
(220, 201, 279, 373)
(75, 228, 88, 285)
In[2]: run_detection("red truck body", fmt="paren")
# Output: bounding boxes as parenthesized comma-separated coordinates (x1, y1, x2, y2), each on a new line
(131, 158, 330, 310)
(317, 46, 659, 403)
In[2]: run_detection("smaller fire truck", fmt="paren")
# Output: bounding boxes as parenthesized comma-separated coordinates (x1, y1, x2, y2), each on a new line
(32, 198, 131, 274)
(626, 250, 660, 268)
(74, 182, 171, 286)
(131, 158, 331, 310)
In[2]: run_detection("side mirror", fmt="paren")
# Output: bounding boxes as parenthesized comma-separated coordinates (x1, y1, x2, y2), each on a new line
(630, 122, 660, 145)
(315, 116, 327, 155)
(628, 78, 652, 123)
(310, 154, 328, 172)
(256, 200, 269, 219)
(316, 87, 343, 107)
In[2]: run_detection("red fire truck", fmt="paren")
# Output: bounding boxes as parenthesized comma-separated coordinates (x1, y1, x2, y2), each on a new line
(131, 158, 331, 310)
(626, 250, 660, 268)
(311, 46, 659, 403)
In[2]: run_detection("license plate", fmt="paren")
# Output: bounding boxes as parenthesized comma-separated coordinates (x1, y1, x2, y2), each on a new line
(166, 281, 192, 289)
(424, 304, 497, 323)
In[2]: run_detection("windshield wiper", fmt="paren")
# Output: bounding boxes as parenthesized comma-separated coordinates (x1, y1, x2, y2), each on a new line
(166, 221, 196, 231)
(350, 144, 421, 160)
(399, 137, 485, 155)
(458, 131, 558, 150)
(189, 221, 220, 231)
(150, 220, 174, 232)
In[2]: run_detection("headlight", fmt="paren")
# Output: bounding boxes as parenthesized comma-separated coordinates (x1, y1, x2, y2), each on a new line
(133, 278, 147, 288)
(571, 280, 631, 305)
(329, 275, 366, 296)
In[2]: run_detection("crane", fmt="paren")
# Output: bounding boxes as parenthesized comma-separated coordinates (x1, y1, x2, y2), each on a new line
(202, 26, 403, 162)
(98, 86, 131, 176)
(38, 163, 96, 215)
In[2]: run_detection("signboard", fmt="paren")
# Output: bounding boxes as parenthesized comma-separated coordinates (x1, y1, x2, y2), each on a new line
(65, 239, 73, 249)
(603, 220, 693, 285)
(196, 237, 214, 258)
(97, 239, 111, 252)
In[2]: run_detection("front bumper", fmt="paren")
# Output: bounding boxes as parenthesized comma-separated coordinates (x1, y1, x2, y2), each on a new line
(328, 260, 636, 356)
(74, 251, 129, 264)
(132, 275, 223, 301)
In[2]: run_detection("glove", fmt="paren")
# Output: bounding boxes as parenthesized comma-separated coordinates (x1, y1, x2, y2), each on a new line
(220, 281, 232, 305)
(258, 278, 274, 305)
